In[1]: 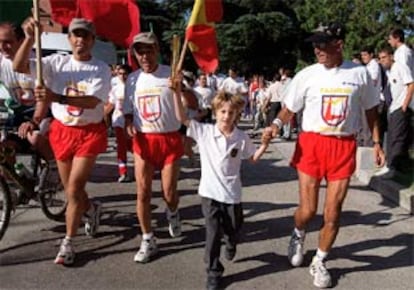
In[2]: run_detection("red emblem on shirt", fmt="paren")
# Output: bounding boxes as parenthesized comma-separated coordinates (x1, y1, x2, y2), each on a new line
(65, 87, 84, 117)
(138, 95, 161, 122)
(321, 95, 348, 126)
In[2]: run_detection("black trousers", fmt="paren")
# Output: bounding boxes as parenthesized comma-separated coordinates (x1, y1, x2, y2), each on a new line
(201, 197, 243, 278)
(387, 108, 413, 171)
(265, 102, 282, 126)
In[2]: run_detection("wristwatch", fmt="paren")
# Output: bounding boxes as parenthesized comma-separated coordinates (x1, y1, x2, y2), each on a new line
(58, 94, 68, 104)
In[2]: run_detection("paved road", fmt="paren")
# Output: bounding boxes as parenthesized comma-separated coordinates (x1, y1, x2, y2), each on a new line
(1, 123, 413, 290)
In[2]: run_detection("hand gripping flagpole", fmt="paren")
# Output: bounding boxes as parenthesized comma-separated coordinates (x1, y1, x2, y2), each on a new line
(33, 0, 43, 86)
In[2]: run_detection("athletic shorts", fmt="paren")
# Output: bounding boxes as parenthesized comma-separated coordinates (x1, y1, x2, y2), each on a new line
(49, 120, 107, 161)
(133, 131, 183, 169)
(290, 132, 357, 181)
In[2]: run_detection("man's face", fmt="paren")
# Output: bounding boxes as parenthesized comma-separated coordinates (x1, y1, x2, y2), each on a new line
(0, 26, 21, 59)
(312, 39, 343, 67)
(388, 35, 398, 48)
(68, 29, 95, 59)
(199, 75, 207, 87)
(378, 52, 393, 70)
(133, 43, 158, 73)
(360, 51, 373, 64)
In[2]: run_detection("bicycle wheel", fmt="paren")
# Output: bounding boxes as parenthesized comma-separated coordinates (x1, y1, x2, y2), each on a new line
(0, 177, 12, 240)
(39, 182, 66, 222)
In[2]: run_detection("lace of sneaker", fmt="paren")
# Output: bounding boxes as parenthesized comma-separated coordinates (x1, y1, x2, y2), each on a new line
(288, 231, 305, 267)
(84, 201, 102, 237)
(166, 209, 182, 238)
(54, 239, 75, 265)
(310, 257, 332, 288)
(134, 238, 158, 263)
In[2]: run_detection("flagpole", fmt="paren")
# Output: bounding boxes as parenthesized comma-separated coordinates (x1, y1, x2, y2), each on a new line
(32, 0, 43, 86)
(176, 38, 188, 73)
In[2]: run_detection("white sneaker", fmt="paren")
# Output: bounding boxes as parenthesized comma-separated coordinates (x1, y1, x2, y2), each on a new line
(288, 230, 305, 267)
(374, 166, 390, 176)
(54, 239, 75, 265)
(84, 201, 102, 237)
(134, 237, 158, 263)
(166, 208, 182, 238)
(309, 256, 332, 288)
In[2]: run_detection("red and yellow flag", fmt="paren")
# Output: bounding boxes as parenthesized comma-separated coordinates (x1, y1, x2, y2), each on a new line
(185, 0, 222, 73)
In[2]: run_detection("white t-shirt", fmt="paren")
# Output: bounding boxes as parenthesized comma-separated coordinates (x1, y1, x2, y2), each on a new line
(194, 85, 214, 109)
(0, 56, 35, 106)
(283, 61, 379, 136)
(187, 120, 256, 204)
(266, 81, 283, 102)
(388, 61, 414, 113)
(219, 77, 248, 95)
(365, 58, 382, 96)
(394, 43, 414, 76)
(108, 82, 126, 128)
(32, 55, 111, 126)
(124, 64, 180, 133)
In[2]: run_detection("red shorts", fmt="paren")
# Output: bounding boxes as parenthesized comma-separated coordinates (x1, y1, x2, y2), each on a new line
(49, 120, 107, 161)
(290, 132, 357, 181)
(133, 131, 183, 169)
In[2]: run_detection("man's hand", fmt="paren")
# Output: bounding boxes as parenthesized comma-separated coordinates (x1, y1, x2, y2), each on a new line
(22, 17, 41, 40)
(34, 85, 54, 103)
(265, 124, 280, 138)
(373, 144, 386, 168)
(125, 118, 136, 137)
(261, 127, 273, 145)
(18, 121, 37, 139)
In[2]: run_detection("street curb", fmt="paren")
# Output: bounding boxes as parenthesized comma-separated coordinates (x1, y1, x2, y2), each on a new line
(355, 147, 414, 214)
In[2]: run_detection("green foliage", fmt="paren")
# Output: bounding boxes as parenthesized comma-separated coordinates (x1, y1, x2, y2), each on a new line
(137, 0, 414, 76)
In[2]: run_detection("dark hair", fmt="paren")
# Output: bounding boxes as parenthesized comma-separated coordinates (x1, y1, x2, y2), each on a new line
(0, 22, 25, 41)
(378, 46, 394, 56)
(390, 28, 405, 43)
(361, 46, 375, 55)
(118, 64, 132, 74)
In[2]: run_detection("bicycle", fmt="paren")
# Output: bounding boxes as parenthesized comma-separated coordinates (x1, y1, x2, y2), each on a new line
(0, 100, 67, 241)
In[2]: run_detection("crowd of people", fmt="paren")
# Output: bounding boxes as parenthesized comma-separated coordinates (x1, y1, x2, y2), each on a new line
(0, 16, 412, 290)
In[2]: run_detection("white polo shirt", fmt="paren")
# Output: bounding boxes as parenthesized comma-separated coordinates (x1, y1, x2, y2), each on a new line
(388, 61, 414, 113)
(187, 120, 256, 204)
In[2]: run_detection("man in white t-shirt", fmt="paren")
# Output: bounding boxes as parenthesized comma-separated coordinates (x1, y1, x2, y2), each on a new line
(265, 23, 385, 288)
(360, 46, 383, 146)
(377, 47, 414, 178)
(388, 28, 414, 77)
(105, 64, 132, 183)
(14, 18, 111, 266)
(194, 72, 215, 123)
(123, 32, 183, 263)
(0, 22, 57, 192)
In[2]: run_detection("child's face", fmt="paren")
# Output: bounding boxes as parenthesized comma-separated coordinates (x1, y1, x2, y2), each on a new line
(215, 101, 239, 127)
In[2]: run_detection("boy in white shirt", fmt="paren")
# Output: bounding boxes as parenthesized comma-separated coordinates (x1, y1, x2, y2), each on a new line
(173, 79, 271, 290)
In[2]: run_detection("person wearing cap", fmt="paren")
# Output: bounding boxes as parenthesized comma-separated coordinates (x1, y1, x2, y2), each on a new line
(265, 23, 385, 288)
(13, 17, 111, 266)
(0, 21, 58, 190)
(123, 31, 184, 263)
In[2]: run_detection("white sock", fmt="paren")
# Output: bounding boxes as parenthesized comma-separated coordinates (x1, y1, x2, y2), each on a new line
(316, 248, 328, 261)
(142, 232, 154, 241)
(294, 227, 305, 238)
(64, 236, 72, 242)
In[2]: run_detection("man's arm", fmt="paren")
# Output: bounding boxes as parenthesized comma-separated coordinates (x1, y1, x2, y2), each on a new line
(35, 86, 102, 109)
(268, 106, 295, 138)
(13, 18, 36, 74)
(402, 82, 414, 112)
(365, 106, 386, 167)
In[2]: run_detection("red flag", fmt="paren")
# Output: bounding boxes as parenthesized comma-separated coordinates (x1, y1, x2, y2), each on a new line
(186, 0, 222, 73)
(49, 0, 140, 48)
